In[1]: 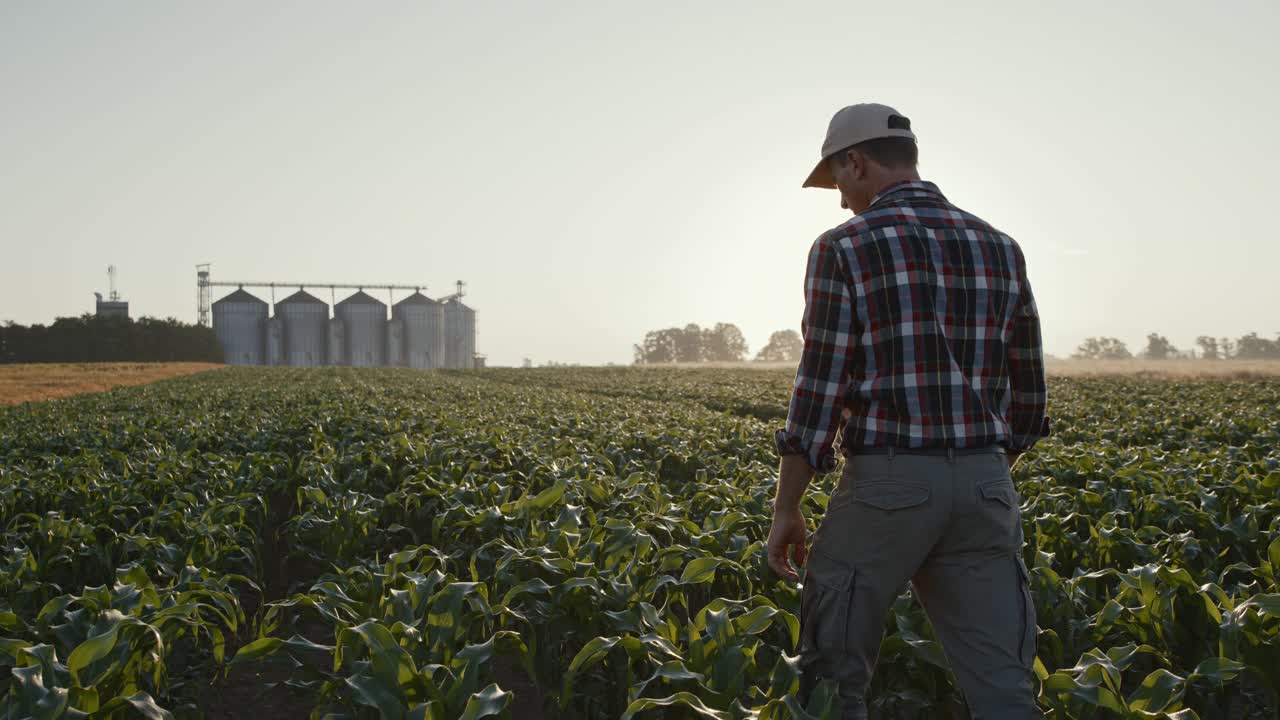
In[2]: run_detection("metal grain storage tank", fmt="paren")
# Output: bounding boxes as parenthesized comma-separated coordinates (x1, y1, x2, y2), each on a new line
(266, 317, 284, 366)
(392, 292, 444, 369)
(275, 290, 328, 367)
(327, 318, 346, 366)
(335, 290, 387, 367)
(443, 298, 476, 369)
(212, 288, 267, 365)
(387, 318, 404, 367)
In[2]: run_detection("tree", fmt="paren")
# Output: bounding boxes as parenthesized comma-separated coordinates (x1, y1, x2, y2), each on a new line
(0, 315, 221, 364)
(633, 322, 749, 364)
(755, 330, 804, 362)
(702, 323, 748, 362)
(1072, 337, 1132, 360)
(1195, 336, 1219, 360)
(633, 328, 681, 364)
(1142, 333, 1177, 360)
(1219, 337, 1235, 359)
(675, 324, 705, 363)
(1234, 332, 1280, 359)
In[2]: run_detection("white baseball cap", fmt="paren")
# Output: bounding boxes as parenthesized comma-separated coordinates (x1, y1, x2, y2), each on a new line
(803, 103, 917, 189)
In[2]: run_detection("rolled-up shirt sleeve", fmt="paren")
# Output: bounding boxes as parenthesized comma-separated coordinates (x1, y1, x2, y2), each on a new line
(1006, 252, 1049, 452)
(776, 232, 859, 474)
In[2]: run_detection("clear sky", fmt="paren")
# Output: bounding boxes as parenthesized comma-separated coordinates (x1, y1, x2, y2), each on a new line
(3, 1, 1278, 366)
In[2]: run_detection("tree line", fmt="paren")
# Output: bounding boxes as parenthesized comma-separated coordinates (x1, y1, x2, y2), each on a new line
(634, 325, 1280, 365)
(632, 324, 804, 364)
(1073, 332, 1280, 360)
(0, 315, 222, 364)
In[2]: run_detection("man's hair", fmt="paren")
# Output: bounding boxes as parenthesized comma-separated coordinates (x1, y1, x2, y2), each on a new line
(835, 137, 919, 169)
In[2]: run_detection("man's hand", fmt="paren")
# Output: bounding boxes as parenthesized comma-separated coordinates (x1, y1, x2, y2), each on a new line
(768, 454, 816, 583)
(766, 505, 809, 583)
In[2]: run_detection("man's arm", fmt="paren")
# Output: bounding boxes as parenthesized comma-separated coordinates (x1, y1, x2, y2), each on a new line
(1005, 251, 1049, 458)
(774, 233, 858, 473)
(767, 233, 858, 582)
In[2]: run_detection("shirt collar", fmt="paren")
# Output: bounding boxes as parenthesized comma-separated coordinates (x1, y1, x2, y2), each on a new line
(866, 180, 946, 209)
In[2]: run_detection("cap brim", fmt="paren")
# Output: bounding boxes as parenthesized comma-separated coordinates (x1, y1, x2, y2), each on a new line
(802, 156, 836, 189)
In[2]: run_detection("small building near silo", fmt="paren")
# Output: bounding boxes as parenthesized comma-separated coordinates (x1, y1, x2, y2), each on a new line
(212, 288, 268, 365)
(392, 292, 445, 369)
(443, 297, 476, 369)
(275, 290, 329, 367)
(94, 293, 129, 320)
(335, 290, 387, 367)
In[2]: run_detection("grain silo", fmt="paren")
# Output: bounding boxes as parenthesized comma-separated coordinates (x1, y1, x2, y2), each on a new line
(392, 292, 445, 369)
(335, 290, 387, 367)
(443, 297, 476, 369)
(212, 289, 268, 365)
(275, 290, 328, 367)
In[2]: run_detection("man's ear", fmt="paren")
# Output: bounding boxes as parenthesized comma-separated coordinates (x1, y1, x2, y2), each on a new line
(851, 149, 868, 180)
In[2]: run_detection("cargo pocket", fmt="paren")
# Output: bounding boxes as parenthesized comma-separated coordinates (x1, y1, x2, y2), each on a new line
(1015, 555, 1036, 668)
(799, 546, 856, 657)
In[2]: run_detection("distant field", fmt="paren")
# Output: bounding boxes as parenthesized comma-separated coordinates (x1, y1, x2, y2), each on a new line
(0, 362, 223, 406)
(4, 360, 1273, 408)
(649, 358, 1280, 378)
(1045, 358, 1280, 377)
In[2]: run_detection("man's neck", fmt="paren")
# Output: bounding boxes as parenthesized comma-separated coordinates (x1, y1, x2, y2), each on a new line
(851, 173, 926, 215)
(874, 173, 922, 195)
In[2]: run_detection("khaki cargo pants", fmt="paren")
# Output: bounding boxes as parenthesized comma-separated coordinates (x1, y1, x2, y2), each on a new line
(797, 448, 1039, 719)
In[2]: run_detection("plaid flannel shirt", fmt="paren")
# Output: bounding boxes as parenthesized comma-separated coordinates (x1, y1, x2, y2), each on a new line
(777, 180, 1049, 473)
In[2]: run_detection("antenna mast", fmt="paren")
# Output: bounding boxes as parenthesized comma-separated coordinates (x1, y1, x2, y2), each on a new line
(108, 265, 119, 301)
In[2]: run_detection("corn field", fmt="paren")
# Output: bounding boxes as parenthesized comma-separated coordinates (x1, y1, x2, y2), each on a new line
(1, 368, 1277, 719)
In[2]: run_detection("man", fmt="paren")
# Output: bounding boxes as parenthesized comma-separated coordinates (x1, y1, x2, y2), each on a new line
(766, 103, 1050, 719)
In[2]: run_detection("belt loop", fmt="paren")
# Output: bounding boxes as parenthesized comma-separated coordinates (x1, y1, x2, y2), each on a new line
(887, 445, 895, 460)
(946, 447, 955, 463)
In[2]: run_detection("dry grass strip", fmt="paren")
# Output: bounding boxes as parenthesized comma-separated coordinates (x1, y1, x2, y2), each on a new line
(0, 362, 224, 407)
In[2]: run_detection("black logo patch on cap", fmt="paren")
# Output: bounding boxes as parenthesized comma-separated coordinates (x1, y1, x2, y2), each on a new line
(888, 115, 911, 130)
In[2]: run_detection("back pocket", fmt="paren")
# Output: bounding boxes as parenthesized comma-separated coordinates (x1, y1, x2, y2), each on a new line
(978, 479, 1021, 540)
(978, 480, 1018, 509)
(852, 482, 930, 511)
